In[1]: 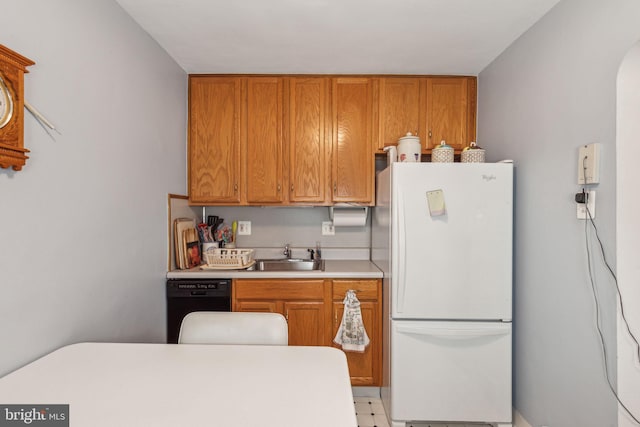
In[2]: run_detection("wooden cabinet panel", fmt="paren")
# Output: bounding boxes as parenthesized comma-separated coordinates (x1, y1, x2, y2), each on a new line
(235, 301, 278, 313)
(332, 279, 381, 386)
(333, 301, 379, 385)
(332, 279, 378, 300)
(189, 76, 241, 204)
(233, 279, 328, 348)
(332, 78, 374, 204)
(233, 277, 381, 386)
(285, 301, 325, 346)
(426, 77, 473, 150)
(233, 279, 324, 300)
(289, 77, 330, 203)
(244, 77, 285, 203)
(377, 77, 425, 152)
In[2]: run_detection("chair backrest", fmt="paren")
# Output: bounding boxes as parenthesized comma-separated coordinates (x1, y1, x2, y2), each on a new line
(178, 312, 288, 345)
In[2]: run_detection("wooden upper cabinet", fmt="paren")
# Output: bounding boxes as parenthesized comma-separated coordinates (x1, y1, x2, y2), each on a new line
(189, 76, 242, 204)
(244, 77, 285, 204)
(332, 77, 374, 204)
(288, 77, 330, 204)
(425, 77, 476, 150)
(188, 74, 477, 206)
(377, 77, 425, 152)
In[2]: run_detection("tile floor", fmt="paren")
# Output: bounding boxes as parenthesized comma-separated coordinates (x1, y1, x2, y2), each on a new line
(354, 397, 493, 427)
(354, 397, 390, 427)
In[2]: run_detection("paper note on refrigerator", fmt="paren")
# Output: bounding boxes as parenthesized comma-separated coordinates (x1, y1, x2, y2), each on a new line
(426, 189, 446, 216)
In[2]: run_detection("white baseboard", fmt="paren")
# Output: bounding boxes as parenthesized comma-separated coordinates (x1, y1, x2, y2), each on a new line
(514, 410, 533, 427)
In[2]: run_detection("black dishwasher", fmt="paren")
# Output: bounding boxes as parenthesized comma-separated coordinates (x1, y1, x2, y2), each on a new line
(166, 278, 231, 343)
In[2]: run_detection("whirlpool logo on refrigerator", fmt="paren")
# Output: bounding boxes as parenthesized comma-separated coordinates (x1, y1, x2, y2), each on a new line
(0, 405, 68, 426)
(482, 174, 497, 182)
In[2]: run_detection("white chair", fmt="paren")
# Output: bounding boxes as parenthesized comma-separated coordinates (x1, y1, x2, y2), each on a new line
(178, 311, 289, 345)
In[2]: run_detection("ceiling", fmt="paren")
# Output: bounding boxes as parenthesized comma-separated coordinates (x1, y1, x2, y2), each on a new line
(115, 0, 561, 75)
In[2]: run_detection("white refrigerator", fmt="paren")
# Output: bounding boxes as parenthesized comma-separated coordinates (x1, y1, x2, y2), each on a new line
(371, 162, 513, 427)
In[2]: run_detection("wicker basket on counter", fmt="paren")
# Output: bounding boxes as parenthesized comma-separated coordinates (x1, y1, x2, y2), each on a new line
(203, 248, 255, 268)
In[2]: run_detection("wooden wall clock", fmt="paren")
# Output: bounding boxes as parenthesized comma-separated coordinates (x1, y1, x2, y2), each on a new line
(0, 44, 34, 171)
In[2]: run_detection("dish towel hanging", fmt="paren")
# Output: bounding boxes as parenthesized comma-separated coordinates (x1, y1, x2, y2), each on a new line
(333, 290, 370, 353)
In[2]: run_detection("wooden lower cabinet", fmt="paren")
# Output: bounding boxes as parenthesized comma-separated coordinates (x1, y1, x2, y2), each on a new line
(232, 279, 330, 347)
(284, 301, 325, 346)
(232, 277, 382, 386)
(332, 279, 382, 386)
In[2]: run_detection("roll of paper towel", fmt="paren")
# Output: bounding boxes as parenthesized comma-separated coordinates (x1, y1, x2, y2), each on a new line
(331, 207, 368, 227)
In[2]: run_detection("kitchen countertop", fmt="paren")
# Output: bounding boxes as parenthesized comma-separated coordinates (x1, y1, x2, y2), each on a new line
(166, 259, 382, 279)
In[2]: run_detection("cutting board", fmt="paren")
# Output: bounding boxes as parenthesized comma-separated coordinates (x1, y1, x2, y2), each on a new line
(174, 218, 195, 269)
(182, 227, 200, 268)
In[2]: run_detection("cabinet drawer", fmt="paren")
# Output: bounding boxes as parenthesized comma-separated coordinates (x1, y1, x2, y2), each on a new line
(234, 279, 325, 300)
(332, 279, 379, 300)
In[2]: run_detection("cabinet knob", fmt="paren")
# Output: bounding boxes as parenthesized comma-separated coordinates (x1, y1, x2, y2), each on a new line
(285, 310, 289, 321)
(428, 130, 432, 138)
(290, 184, 294, 192)
(334, 182, 337, 192)
(234, 183, 238, 192)
(277, 184, 281, 191)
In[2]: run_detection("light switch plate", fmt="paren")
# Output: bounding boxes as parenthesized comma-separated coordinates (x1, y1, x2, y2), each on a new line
(578, 143, 600, 184)
(237, 221, 251, 235)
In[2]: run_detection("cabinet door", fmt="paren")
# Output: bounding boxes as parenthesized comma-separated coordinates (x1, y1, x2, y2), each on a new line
(425, 77, 475, 151)
(333, 301, 379, 385)
(235, 301, 279, 313)
(377, 77, 425, 152)
(289, 77, 330, 204)
(189, 76, 241, 204)
(285, 301, 325, 346)
(244, 77, 285, 203)
(331, 78, 374, 204)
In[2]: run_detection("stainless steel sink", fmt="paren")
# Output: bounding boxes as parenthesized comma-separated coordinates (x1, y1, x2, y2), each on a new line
(248, 258, 324, 271)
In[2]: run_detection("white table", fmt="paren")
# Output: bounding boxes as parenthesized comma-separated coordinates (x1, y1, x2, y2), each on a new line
(0, 343, 357, 427)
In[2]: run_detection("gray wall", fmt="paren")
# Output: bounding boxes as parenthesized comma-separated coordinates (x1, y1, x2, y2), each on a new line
(202, 206, 371, 252)
(478, 0, 640, 425)
(0, 0, 187, 376)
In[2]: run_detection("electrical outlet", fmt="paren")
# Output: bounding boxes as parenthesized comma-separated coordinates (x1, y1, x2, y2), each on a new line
(322, 221, 335, 236)
(237, 221, 251, 235)
(577, 190, 596, 220)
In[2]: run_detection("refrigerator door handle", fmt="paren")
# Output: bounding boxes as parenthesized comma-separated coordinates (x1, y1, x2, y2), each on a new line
(397, 190, 407, 313)
(396, 324, 511, 339)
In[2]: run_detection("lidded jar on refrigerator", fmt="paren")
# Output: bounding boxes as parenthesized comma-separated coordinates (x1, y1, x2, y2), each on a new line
(397, 132, 421, 162)
(431, 140, 454, 163)
(461, 142, 485, 163)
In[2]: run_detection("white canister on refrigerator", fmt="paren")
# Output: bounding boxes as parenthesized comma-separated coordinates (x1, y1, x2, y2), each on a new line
(397, 132, 421, 162)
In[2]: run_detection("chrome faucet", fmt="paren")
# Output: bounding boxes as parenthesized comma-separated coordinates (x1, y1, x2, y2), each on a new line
(283, 244, 291, 259)
(307, 242, 321, 261)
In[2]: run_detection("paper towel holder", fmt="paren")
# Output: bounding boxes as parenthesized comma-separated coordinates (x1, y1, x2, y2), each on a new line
(329, 206, 368, 227)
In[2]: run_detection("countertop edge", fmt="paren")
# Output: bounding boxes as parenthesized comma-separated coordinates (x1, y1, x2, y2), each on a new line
(166, 260, 383, 280)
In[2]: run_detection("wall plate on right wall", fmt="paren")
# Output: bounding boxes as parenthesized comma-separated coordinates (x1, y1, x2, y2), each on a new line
(577, 143, 600, 184)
